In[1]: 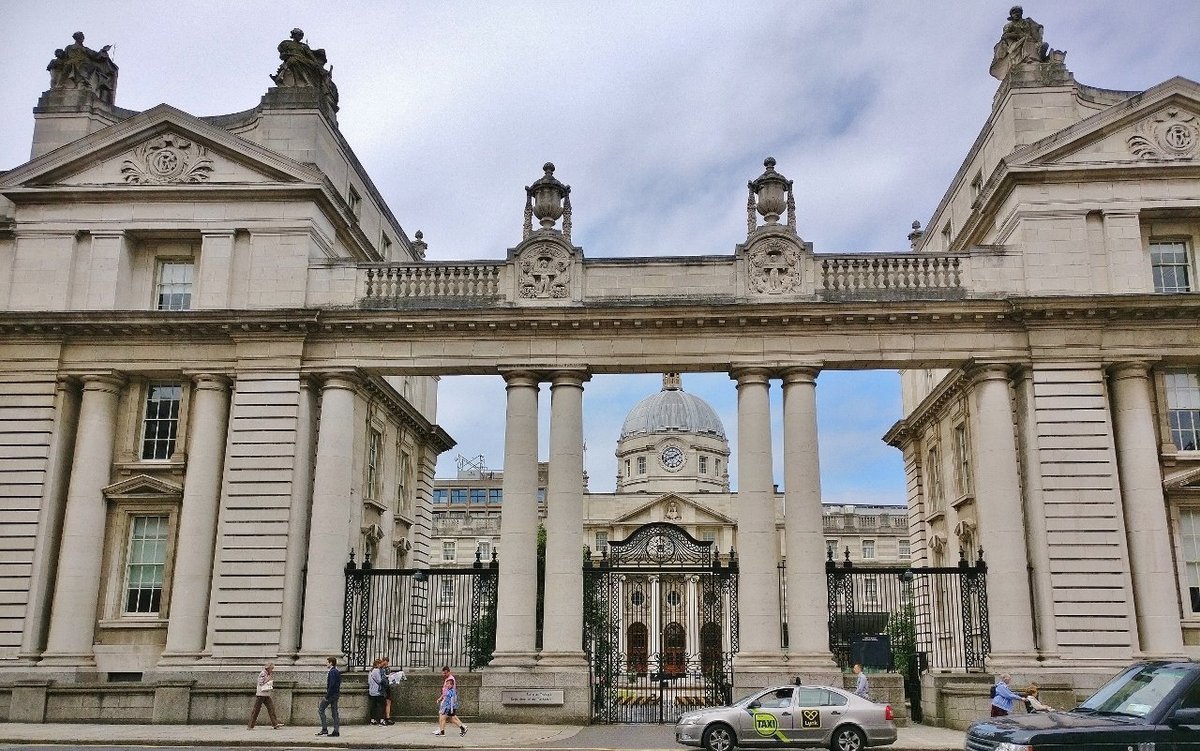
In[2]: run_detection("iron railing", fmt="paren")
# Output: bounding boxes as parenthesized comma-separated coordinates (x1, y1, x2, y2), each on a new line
(342, 551, 498, 672)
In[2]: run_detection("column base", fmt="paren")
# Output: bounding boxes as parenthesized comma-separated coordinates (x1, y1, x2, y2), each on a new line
(733, 651, 792, 696)
(487, 650, 540, 668)
(37, 651, 97, 671)
(985, 651, 1045, 673)
(480, 661, 590, 723)
(537, 650, 588, 668)
(156, 651, 203, 667)
(294, 651, 340, 668)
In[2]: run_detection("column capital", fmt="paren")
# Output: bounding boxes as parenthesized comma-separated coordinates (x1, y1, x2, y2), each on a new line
(499, 368, 541, 388)
(730, 366, 772, 386)
(79, 373, 125, 393)
(966, 362, 1014, 386)
(200, 229, 237, 239)
(186, 373, 232, 391)
(1108, 361, 1156, 382)
(54, 375, 80, 392)
(317, 371, 361, 392)
(781, 366, 821, 385)
(548, 369, 591, 388)
(88, 230, 126, 240)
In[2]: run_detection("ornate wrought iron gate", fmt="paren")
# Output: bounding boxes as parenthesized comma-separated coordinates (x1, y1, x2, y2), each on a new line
(584, 522, 738, 724)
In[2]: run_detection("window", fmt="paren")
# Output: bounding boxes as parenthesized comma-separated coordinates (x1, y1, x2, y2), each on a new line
(863, 577, 878, 603)
(433, 489, 448, 504)
(124, 515, 168, 614)
(442, 540, 456, 563)
(715, 459, 721, 475)
(1166, 369, 1200, 451)
(348, 186, 362, 217)
(470, 489, 487, 505)
(537, 488, 546, 505)
(397, 450, 411, 512)
(862, 539, 876, 560)
(476, 540, 491, 563)
(899, 539, 911, 560)
(630, 590, 646, 607)
(758, 687, 795, 709)
(437, 621, 452, 651)
(941, 222, 953, 249)
(380, 234, 393, 259)
(156, 261, 193, 311)
(826, 539, 838, 560)
(1151, 240, 1192, 293)
(925, 446, 944, 511)
(450, 489, 467, 504)
(489, 488, 503, 504)
(595, 531, 608, 554)
(666, 590, 682, 606)
(1174, 507, 1199, 607)
(439, 578, 455, 605)
(698, 455, 708, 474)
(624, 459, 631, 477)
(366, 428, 382, 500)
(970, 170, 983, 201)
(701, 529, 716, 545)
(953, 424, 972, 495)
(141, 384, 182, 460)
(637, 456, 646, 475)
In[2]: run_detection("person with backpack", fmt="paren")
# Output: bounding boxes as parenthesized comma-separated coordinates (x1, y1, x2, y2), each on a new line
(433, 665, 467, 736)
(990, 673, 1024, 717)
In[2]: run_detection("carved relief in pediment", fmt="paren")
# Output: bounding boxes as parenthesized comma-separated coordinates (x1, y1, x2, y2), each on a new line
(517, 242, 572, 299)
(747, 237, 801, 295)
(1127, 108, 1200, 160)
(121, 133, 214, 184)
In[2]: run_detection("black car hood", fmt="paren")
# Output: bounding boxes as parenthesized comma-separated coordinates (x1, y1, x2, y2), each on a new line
(971, 711, 1144, 741)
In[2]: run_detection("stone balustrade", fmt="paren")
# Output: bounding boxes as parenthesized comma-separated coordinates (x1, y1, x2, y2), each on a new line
(362, 263, 503, 306)
(819, 253, 965, 298)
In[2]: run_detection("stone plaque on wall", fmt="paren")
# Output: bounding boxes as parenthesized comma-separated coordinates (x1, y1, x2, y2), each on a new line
(501, 689, 565, 705)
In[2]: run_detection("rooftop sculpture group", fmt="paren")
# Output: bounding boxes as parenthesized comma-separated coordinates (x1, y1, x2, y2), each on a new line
(990, 6, 1065, 81)
(46, 32, 118, 104)
(270, 28, 339, 113)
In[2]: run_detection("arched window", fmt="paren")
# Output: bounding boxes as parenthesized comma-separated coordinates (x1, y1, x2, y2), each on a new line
(701, 622, 722, 676)
(627, 622, 648, 674)
(663, 621, 686, 676)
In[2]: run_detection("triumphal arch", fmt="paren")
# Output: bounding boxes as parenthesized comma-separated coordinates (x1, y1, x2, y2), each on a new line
(2, 10, 1200, 728)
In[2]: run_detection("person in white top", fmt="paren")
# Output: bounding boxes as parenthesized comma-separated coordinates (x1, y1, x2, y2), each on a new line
(247, 662, 281, 729)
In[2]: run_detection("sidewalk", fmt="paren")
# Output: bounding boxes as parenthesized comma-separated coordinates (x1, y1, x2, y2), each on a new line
(0, 720, 966, 749)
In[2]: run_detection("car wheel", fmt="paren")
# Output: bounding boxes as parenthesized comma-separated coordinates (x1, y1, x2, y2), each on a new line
(703, 723, 736, 751)
(830, 725, 865, 751)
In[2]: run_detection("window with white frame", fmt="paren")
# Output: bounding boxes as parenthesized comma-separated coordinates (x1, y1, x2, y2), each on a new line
(124, 515, 169, 614)
(397, 449, 411, 512)
(637, 456, 646, 475)
(862, 539, 876, 560)
(1181, 510, 1200, 613)
(442, 540, 456, 563)
(366, 428, 382, 500)
(624, 458, 631, 477)
(1151, 240, 1193, 293)
(476, 539, 491, 563)
(438, 621, 452, 651)
(698, 455, 708, 474)
(898, 539, 911, 560)
(953, 423, 972, 495)
(863, 577, 879, 604)
(1166, 369, 1200, 451)
(595, 531, 608, 554)
(826, 539, 838, 560)
(701, 529, 716, 545)
(439, 577, 455, 605)
(156, 261, 193, 311)
(380, 234, 393, 259)
(348, 186, 362, 218)
(925, 446, 944, 511)
(141, 383, 182, 460)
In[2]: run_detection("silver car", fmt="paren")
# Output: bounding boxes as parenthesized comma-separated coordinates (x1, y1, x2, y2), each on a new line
(675, 684, 897, 751)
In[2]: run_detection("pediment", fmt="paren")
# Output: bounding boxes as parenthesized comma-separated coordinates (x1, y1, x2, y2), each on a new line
(1165, 464, 1200, 491)
(103, 473, 183, 501)
(0, 104, 323, 191)
(611, 492, 735, 526)
(1008, 77, 1200, 168)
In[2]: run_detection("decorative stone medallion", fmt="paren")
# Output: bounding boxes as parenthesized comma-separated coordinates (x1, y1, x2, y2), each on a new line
(517, 242, 572, 299)
(1127, 108, 1200, 160)
(747, 238, 801, 294)
(121, 134, 214, 184)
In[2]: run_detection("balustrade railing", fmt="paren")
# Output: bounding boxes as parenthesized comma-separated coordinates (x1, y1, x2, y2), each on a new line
(819, 254, 964, 296)
(362, 263, 501, 305)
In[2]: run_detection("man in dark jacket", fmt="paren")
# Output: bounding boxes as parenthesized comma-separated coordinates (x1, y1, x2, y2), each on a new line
(317, 656, 342, 736)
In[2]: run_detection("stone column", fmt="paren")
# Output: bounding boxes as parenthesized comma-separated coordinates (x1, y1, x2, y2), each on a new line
(967, 364, 1036, 662)
(781, 367, 835, 667)
(18, 377, 80, 663)
(160, 375, 231, 663)
(298, 374, 359, 662)
(730, 368, 784, 672)
(1012, 367, 1060, 660)
(41, 374, 124, 667)
(279, 377, 318, 659)
(1110, 362, 1185, 656)
(540, 370, 589, 665)
(650, 575, 662, 660)
(490, 370, 540, 666)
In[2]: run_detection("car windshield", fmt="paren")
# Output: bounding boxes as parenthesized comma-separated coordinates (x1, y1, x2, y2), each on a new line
(733, 691, 767, 707)
(1077, 664, 1191, 718)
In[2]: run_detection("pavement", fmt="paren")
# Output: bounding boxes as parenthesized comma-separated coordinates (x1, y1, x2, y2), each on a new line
(0, 721, 966, 750)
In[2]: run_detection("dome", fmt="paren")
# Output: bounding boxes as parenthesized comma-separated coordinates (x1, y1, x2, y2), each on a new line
(619, 374, 727, 440)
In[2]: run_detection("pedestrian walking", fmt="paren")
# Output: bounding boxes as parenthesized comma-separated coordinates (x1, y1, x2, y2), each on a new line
(1023, 683, 1054, 713)
(367, 658, 388, 725)
(990, 673, 1024, 717)
(379, 657, 397, 724)
(852, 663, 870, 700)
(316, 656, 341, 737)
(432, 665, 467, 736)
(247, 662, 281, 729)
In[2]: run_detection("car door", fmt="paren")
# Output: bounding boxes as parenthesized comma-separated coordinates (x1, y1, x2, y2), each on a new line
(738, 687, 796, 745)
(793, 687, 830, 745)
(1163, 675, 1200, 750)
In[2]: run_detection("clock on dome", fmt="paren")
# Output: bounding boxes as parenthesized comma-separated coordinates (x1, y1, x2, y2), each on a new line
(660, 444, 685, 471)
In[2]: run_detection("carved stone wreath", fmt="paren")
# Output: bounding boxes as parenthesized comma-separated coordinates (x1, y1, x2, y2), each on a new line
(747, 238, 801, 294)
(517, 242, 572, 299)
(1127, 108, 1199, 160)
(121, 134, 214, 184)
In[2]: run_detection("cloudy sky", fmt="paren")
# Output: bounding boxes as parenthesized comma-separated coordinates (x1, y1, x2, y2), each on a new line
(5, 2, 1199, 503)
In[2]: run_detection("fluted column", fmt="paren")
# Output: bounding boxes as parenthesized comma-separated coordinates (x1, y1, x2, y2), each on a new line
(730, 368, 783, 661)
(279, 377, 318, 659)
(968, 364, 1036, 661)
(298, 374, 359, 661)
(1110, 362, 1185, 656)
(781, 367, 835, 665)
(160, 375, 232, 663)
(18, 377, 81, 663)
(541, 370, 589, 665)
(491, 370, 541, 666)
(41, 374, 124, 667)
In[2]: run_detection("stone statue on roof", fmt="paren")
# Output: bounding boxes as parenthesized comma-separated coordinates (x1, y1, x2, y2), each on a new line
(47, 32, 118, 104)
(989, 6, 1051, 80)
(270, 28, 339, 112)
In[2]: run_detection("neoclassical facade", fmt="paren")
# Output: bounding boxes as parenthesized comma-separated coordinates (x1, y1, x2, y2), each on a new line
(1, 9, 1199, 727)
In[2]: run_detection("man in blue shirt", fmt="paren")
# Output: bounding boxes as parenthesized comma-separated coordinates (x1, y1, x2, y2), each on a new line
(852, 663, 870, 699)
(317, 656, 342, 736)
(990, 673, 1023, 717)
